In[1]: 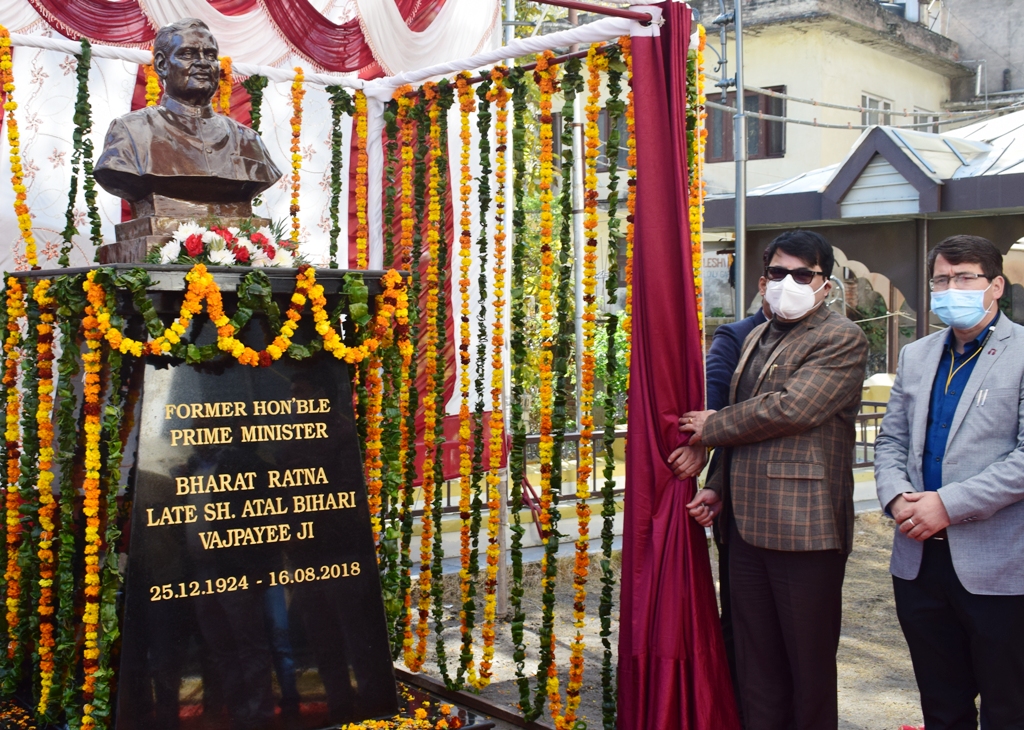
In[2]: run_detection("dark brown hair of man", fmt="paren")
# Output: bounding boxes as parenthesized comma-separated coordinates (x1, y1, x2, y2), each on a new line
(927, 235, 1004, 281)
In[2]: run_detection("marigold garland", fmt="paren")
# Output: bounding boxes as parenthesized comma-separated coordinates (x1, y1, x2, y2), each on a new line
(89, 264, 380, 367)
(599, 45, 626, 730)
(622, 36, 636, 394)
(394, 86, 415, 269)
(399, 92, 428, 669)
(476, 66, 511, 691)
(355, 90, 369, 269)
(79, 277, 105, 730)
(452, 71, 479, 688)
(551, 46, 605, 730)
(365, 270, 409, 551)
(407, 81, 440, 671)
(687, 27, 708, 337)
(3, 278, 25, 665)
(427, 80, 455, 688)
(1, 27, 37, 268)
(144, 63, 160, 106)
(218, 56, 232, 115)
(32, 280, 56, 715)
(289, 67, 305, 244)
(409, 81, 443, 674)
(532, 49, 561, 723)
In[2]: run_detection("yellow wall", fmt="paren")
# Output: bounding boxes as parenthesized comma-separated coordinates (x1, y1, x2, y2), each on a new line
(704, 24, 953, 194)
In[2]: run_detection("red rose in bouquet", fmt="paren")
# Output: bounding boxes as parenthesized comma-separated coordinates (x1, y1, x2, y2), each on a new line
(184, 234, 204, 258)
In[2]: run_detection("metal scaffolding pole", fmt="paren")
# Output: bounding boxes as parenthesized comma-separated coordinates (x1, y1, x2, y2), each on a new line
(733, 0, 748, 321)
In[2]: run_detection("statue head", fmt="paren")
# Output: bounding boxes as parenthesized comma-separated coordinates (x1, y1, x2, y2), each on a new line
(153, 19, 220, 108)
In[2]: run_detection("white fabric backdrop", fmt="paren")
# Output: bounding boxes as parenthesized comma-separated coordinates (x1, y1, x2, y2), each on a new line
(355, 0, 498, 75)
(139, 0, 296, 68)
(0, 0, 499, 73)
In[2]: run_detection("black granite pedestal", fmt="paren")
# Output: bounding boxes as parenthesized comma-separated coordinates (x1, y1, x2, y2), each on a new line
(110, 266, 398, 730)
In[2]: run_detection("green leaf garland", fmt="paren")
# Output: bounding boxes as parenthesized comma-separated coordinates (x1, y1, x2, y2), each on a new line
(326, 86, 355, 269)
(383, 101, 399, 269)
(601, 46, 625, 730)
(242, 75, 269, 208)
(52, 274, 85, 725)
(508, 66, 531, 716)
(61, 40, 101, 267)
(431, 78, 454, 689)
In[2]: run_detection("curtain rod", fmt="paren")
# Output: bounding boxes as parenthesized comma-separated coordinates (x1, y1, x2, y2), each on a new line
(528, 0, 653, 22)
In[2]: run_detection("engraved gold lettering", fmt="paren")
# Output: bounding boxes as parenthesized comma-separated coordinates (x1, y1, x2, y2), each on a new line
(199, 523, 293, 548)
(164, 402, 249, 420)
(266, 467, 328, 488)
(240, 497, 289, 518)
(146, 505, 197, 526)
(203, 502, 234, 522)
(293, 491, 355, 513)
(170, 427, 233, 447)
(239, 424, 329, 443)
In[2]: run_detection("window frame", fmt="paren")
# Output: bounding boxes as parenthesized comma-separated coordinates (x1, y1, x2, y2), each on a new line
(913, 108, 941, 134)
(706, 86, 786, 164)
(861, 93, 893, 127)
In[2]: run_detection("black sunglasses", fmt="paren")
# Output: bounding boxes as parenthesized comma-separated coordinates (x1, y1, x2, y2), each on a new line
(765, 266, 824, 286)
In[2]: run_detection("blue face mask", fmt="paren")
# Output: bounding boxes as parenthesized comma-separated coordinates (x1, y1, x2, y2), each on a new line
(930, 284, 992, 329)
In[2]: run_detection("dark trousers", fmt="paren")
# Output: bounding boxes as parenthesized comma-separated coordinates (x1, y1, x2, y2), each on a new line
(714, 524, 741, 709)
(893, 538, 1024, 730)
(729, 520, 848, 730)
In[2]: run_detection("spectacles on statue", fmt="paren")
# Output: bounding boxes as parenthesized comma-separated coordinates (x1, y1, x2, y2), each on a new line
(929, 273, 991, 291)
(764, 266, 824, 286)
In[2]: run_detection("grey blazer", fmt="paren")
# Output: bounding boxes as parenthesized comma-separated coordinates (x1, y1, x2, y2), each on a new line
(875, 313, 1024, 596)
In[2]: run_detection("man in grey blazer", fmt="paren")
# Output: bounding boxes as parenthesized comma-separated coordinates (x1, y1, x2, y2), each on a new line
(875, 235, 1024, 730)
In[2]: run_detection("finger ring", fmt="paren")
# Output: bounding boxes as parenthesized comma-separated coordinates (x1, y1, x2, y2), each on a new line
(908, 518, 915, 527)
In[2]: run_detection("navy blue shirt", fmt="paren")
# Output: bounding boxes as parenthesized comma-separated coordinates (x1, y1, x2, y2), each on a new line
(705, 309, 769, 412)
(922, 311, 1000, 492)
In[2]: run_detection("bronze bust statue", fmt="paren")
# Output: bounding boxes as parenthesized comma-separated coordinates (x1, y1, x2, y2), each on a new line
(95, 18, 282, 204)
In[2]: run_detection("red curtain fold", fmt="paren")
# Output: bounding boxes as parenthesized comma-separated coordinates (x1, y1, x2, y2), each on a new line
(616, 4, 741, 729)
(27, 0, 155, 45)
(208, 0, 258, 14)
(257, 0, 441, 73)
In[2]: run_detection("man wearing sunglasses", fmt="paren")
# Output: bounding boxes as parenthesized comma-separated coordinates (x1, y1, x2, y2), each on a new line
(875, 235, 1024, 730)
(679, 229, 869, 730)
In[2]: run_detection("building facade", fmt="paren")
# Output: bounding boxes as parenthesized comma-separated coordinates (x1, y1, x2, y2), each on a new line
(691, 0, 969, 194)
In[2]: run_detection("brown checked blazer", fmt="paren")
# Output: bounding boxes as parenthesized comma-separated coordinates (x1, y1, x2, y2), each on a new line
(704, 305, 869, 554)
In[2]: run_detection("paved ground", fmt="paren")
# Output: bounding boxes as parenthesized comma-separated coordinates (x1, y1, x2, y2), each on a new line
(417, 509, 925, 730)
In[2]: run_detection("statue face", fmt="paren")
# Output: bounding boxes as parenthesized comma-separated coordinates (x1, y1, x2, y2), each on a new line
(154, 28, 219, 107)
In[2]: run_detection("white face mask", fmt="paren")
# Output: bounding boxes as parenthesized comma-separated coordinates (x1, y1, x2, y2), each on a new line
(764, 275, 827, 320)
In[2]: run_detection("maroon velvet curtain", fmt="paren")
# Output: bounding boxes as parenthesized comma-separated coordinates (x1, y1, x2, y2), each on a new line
(27, 0, 156, 44)
(617, 5, 741, 729)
